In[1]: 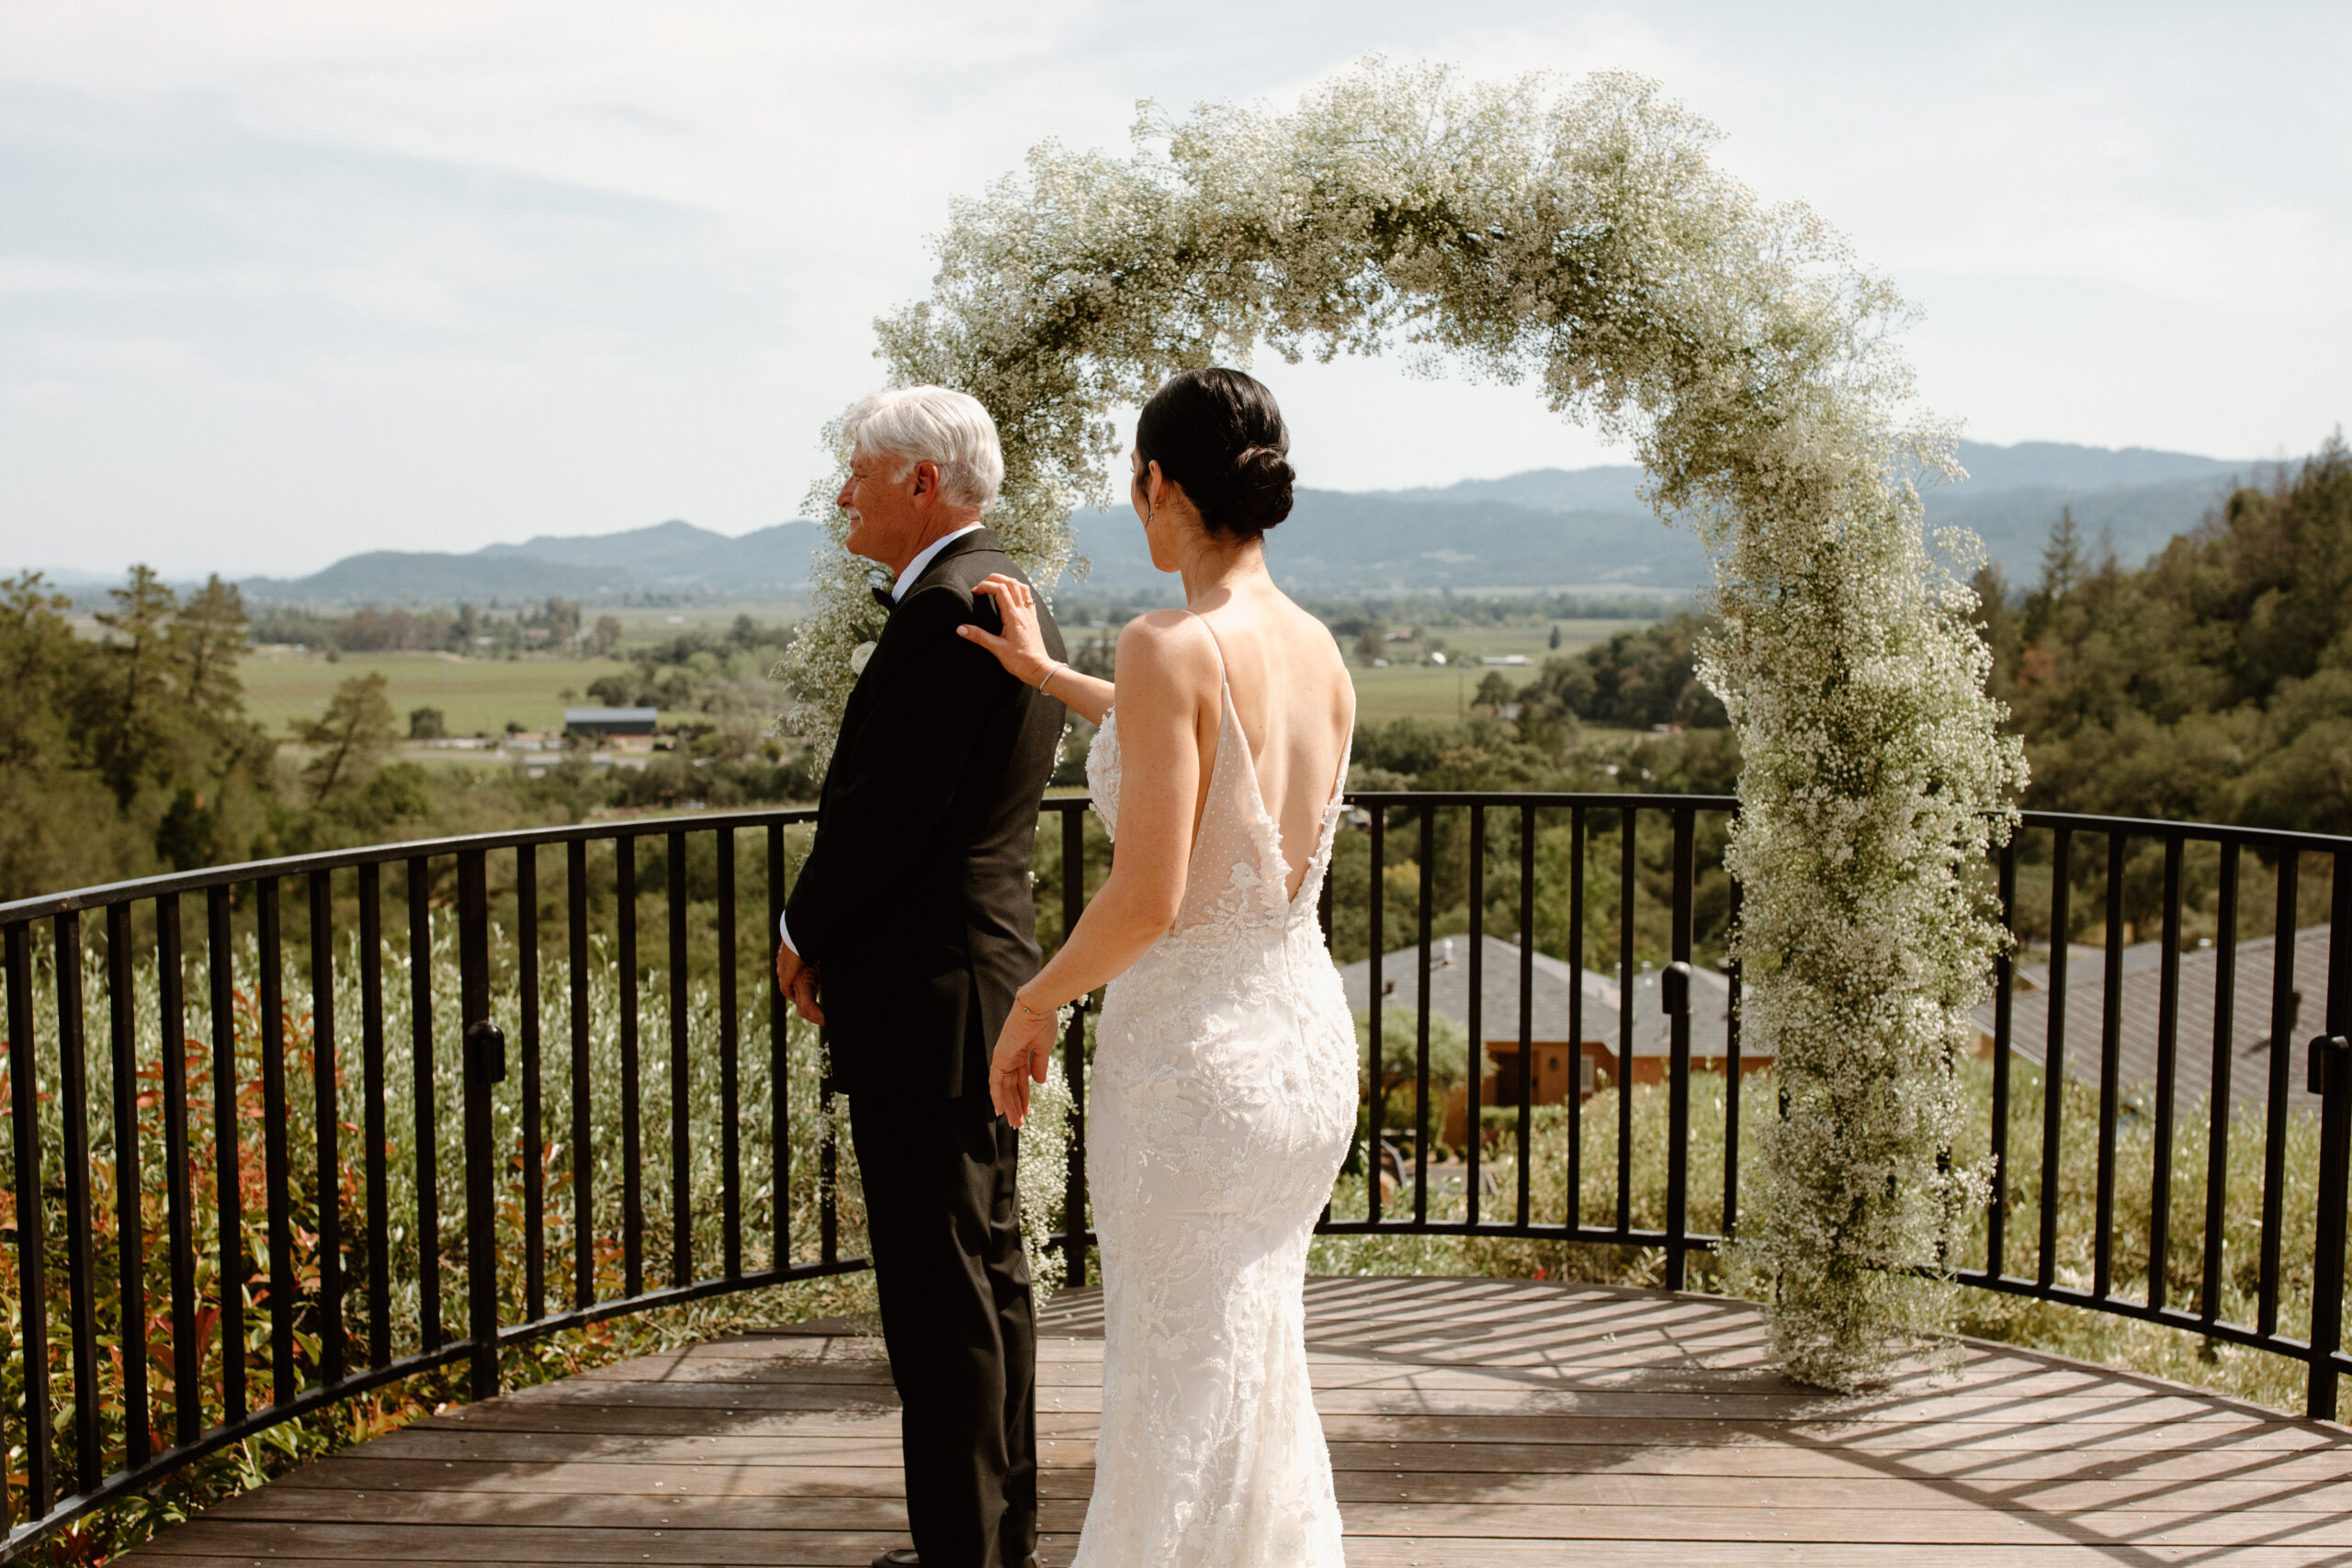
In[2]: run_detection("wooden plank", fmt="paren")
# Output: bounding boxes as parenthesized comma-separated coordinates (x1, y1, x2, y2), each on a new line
(346, 1426, 2352, 1481)
(129, 1521, 913, 1565)
(246, 1462, 2352, 1517)
(201, 1489, 1094, 1534)
(1332, 1500, 2352, 1546)
(1318, 1438, 2352, 1483)
(338, 1428, 910, 1466)
(503, 1372, 2299, 1426)
(1333, 1543, 2352, 1568)
(416, 1398, 2342, 1452)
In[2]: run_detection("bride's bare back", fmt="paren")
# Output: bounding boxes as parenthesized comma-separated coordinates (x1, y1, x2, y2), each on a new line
(1169, 587, 1354, 902)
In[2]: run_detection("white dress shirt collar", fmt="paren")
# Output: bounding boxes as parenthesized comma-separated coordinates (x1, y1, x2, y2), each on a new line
(891, 523, 986, 604)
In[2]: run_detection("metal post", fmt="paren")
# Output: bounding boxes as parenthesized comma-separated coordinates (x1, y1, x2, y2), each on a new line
(2312, 857, 2352, 1417)
(2307, 1032, 2351, 1420)
(458, 851, 504, 1399)
(1663, 960, 1692, 1290)
(1664, 808, 1695, 1289)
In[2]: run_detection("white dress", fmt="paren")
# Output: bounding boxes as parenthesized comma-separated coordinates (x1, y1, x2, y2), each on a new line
(1072, 613, 1357, 1567)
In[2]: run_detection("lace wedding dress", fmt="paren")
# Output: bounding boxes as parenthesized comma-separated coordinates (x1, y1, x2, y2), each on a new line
(1072, 612, 1356, 1567)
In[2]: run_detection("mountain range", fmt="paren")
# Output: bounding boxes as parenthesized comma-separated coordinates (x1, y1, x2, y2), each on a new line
(1055, 439, 2267, 594)
(69, 439, 2273, 606)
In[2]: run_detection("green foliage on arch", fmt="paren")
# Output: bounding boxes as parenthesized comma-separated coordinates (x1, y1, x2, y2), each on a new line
(786, 60, 2027, 1389)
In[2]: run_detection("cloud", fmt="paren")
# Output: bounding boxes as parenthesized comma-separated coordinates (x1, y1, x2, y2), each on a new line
(0, 0, 2344, 575)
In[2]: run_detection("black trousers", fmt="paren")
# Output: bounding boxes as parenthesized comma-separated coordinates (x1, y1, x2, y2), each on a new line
(848, 1091, 1036, 1568)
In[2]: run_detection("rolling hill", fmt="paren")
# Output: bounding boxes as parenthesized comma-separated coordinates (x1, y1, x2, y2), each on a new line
(207, 439, 2273, 605)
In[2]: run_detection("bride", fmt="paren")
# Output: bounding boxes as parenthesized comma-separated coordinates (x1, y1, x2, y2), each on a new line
(960, 367, 1357, 1566)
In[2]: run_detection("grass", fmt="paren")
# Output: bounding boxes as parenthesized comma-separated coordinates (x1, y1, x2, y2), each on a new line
(234, 615, 1645, 738)
(240, 651, 635, 738)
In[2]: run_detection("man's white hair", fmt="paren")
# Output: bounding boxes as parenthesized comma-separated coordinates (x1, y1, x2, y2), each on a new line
(841, 386, 1004, 512)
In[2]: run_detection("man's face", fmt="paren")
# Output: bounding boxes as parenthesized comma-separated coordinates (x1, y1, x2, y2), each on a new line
(837, 444, 931, 570)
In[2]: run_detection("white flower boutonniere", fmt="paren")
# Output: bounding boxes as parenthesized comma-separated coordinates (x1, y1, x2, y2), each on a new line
(849, 640, 876, 676)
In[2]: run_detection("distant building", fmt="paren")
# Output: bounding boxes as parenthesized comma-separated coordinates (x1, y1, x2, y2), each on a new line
(1336, 934, 1760, 1146)
(563, 706, 659, 738)
(1971, 925, 2335, 1115)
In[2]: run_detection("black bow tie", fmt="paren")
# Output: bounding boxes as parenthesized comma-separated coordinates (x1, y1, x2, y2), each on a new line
(870, 585, 896, 612)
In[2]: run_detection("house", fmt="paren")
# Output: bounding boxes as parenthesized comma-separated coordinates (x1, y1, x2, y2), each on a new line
(563, 706, 660, 738)
(1335, 935, 1759, 1147)
(1971, 924, 2335, 1115)
(563, 707, 662, 754)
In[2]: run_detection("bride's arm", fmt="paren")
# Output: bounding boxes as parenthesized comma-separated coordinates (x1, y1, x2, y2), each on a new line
(960, 574, 1114, 726)
(989, 613, 1214, 1124)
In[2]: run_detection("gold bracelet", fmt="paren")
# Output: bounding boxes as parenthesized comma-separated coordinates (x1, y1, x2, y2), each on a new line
(1017, 996, 1055, 1020)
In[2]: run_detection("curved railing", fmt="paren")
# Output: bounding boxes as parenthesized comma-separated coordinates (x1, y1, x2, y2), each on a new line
(0, 795, 2346, 1556)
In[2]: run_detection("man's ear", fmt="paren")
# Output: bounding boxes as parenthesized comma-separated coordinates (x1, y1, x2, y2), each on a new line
(911, 459, 942, 502)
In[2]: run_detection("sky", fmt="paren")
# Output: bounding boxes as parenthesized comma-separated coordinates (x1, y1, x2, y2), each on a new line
(3, 1, 2346, 580)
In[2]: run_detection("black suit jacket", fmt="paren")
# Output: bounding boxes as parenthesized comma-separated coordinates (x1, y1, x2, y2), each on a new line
(785, 528, 1069, 1100)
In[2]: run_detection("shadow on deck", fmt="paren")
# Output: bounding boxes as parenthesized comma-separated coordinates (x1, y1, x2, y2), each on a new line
(124, 1276, 2352, 1566)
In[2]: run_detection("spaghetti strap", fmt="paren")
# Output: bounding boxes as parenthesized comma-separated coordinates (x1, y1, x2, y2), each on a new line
(1181, 606, 1229, 683)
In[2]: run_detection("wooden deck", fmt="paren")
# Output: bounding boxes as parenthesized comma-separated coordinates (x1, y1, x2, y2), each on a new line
(127, 1276, 2352, 1565)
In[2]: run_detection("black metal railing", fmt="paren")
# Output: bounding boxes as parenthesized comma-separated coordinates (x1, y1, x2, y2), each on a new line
(0, 793, 2346, 1557)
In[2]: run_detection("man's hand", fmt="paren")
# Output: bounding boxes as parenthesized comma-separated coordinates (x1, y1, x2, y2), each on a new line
(775, 942, 825, 1024)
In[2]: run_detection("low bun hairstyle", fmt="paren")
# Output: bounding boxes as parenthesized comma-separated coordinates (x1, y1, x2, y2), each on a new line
(1135, 367, 1295, 539)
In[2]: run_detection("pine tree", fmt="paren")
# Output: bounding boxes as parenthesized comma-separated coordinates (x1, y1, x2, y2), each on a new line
(298, 673, 398, 803)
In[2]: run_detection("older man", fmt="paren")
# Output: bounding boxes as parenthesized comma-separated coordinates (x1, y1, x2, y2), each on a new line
(775, 386, 1065, 1568)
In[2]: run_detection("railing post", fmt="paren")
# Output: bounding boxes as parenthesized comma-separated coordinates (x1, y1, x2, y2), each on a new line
(458, 850, 504, 1400)
(2308, 1032, 2351, 1420)
(1663, 960, 1692, 1289)
(1664, 807, 1695, 1290)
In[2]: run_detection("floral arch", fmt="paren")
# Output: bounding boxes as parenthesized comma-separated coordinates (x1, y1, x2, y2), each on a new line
(784, 61, 2027, 1387)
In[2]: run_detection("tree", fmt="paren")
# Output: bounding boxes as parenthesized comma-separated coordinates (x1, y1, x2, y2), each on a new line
(592, 615, 625, 658)
(1515, 615, 1728, 732)
(2039, 505, 2084, 602)
(586, 673, 635, 707)
(0, 570, 276, 895)
(169, 575, 250, 723)
(297, 673, 398, 803)
(92, 564, 178, 803)
(1473, 671, 1514, 712)
(409, 706, 447, 740)
(1984, 435, 2352, 829)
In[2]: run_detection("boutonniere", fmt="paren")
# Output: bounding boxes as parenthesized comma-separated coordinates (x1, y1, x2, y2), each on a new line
(849, 640, 876, 676)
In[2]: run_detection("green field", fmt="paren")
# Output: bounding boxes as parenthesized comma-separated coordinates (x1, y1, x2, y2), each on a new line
(241, 651, 636, 738)
(1347, 618, 1644, 722)
(239, 615, 1649, 737)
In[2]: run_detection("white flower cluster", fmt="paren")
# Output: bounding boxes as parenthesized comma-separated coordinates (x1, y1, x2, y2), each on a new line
(787, 59, 2024, 1383)
(1016, 1053, 1077, 1304)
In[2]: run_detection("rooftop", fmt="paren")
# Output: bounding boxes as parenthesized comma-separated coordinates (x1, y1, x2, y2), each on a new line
(1337, 934, 1745, 1059)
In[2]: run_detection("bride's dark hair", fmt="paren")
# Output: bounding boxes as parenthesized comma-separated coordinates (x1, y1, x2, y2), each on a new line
(1135, 367, 1295, 539)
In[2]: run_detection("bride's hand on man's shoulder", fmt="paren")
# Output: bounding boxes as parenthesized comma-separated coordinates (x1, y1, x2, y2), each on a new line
(960, 574, 1051, 684)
